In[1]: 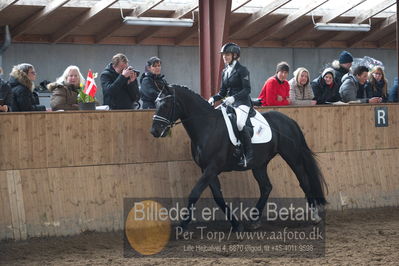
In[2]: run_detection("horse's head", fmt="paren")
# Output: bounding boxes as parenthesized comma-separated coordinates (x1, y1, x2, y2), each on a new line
(151, 86, 178, 138)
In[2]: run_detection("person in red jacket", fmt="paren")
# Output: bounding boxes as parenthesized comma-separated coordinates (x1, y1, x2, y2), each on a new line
(258, 62, 291, 106)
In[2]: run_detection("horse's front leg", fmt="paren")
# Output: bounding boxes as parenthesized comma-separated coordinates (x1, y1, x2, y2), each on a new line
(180, 165, 219, 230)
(209, 176, 243, 232)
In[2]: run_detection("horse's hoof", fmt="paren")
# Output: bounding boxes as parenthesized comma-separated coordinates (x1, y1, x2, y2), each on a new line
(248, 220, 262, 230)
(232, 223, 244, 233)
(310, 207, 323, 224)
(312, 215, 323, 224)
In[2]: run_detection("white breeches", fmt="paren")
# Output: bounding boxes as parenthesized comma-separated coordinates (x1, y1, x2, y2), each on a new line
(235, 105, 250, 131)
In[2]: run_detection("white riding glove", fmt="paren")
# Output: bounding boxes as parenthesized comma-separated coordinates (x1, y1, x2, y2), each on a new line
(223, 96, 235, 106)
(208, 97, 215, 106)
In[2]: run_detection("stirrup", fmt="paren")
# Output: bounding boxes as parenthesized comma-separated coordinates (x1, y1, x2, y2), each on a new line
(238, 155, 249, 167)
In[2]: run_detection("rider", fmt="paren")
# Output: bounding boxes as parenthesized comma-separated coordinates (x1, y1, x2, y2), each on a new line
(208, 42, 254, 167)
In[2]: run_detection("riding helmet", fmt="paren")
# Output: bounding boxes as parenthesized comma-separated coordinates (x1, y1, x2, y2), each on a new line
(220, 42, 240, 58)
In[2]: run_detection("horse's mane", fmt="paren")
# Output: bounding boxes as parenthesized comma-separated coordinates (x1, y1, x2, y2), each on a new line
(169, 84, 216, 112)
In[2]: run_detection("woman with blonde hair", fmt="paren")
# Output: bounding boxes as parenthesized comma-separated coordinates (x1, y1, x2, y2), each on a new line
(48, 65, 85, 111)
(288, 67, 315, 105)
(365, 66, 388, 102)
(9, 63, 46, 111)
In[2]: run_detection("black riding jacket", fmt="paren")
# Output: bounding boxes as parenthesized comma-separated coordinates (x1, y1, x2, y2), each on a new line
(212, 61, 252, 107)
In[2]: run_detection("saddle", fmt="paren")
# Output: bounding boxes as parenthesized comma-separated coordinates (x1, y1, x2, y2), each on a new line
(219, 105, 272, 147)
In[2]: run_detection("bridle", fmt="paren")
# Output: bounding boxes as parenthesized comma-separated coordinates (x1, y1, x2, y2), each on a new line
(152, 89, 180, 135)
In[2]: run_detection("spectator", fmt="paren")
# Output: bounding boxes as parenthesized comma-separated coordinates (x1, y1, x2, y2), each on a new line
(47, 65, 85, 111)
(258, 61, 290, 106)
(0, 67, 12, 112)
(140, 56, 168, 109)
(311, 68, 341, 104)
(288, 67, 315, 105)
(388, 77, 398, 102)
(100, 53, 140, 109)
(339, 65, 381, 103)
(365, 66, 388, 102)
(9, 63, 46, 112)
(330, 50, 353, 87)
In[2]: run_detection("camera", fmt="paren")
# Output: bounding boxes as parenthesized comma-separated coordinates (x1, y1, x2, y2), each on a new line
(127, 66, 140, 76)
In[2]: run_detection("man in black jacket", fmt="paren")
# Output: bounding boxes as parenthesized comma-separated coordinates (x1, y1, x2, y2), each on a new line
(331, 50, 353, 87)
(100, 53, 140, 109)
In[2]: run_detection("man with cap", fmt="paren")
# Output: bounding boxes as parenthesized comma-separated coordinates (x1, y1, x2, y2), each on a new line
(330, 50, 353, 88)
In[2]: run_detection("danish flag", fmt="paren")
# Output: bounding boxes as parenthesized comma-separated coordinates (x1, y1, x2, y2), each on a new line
(84, 69, 97, 98)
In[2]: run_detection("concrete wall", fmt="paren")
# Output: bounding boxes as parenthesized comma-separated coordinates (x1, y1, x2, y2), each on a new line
(1, 44, 397, 102)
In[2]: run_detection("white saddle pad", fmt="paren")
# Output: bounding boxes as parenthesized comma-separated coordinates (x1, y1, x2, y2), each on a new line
(220, 106, 272, 145)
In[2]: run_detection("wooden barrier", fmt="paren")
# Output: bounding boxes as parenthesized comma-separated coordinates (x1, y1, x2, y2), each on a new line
(0, 104, 398, 240)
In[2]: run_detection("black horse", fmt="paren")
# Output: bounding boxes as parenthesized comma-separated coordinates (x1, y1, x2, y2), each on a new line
(151, 85, 327, 231)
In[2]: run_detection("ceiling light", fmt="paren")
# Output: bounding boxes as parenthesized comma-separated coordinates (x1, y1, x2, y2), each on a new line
(314, 23, 371, 32)
(124, 17, 194, 27)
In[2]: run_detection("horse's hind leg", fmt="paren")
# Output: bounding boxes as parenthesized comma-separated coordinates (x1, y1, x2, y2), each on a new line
(250, 163, 273, 229)
(209, 177, 242, 231)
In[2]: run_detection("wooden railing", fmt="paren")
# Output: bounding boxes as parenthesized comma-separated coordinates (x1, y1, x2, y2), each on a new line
(1, 104, 398, 240)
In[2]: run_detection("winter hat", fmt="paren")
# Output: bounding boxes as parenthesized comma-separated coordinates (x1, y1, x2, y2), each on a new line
(338, 51, 353, 64)
(322, 67, 335, 79)
(276, 61, 290, 73)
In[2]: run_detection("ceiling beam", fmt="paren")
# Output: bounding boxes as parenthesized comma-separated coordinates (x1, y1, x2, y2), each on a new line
(95, 0, 165, 43)
(351, 0, 396, 24)
(0, 0, 18, 10)
(229, 0, 291, 37)
(231, 0, 251, 12)
(11, 0, 70, 38)
(378, 31, 396, 47)
(348, 14, 396, 47)
(50, 0, 117, 43)
(136, 5, 198, 44)
(95, 19, 125, 43)
(283, 17, 321, 46)
(0, 0, 18, 15)
(174, 21, 198, 45)
(248, 0, 328, 46)
(131, 0, 164, 17)
(173, 3, 198, 19)
(321, 0, 367, 23)
(283, 0, 366, 46)
(316, 0, 396, 47)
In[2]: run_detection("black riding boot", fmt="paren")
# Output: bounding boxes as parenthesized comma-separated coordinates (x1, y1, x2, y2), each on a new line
(238, 126, 254, 168)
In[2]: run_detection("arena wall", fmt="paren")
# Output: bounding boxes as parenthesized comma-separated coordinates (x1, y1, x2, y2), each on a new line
(0, 104, 398, 240)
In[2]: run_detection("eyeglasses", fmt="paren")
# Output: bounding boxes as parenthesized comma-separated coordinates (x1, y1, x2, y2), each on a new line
(29, 71, 37, 75)
(373, 73, 382, 76)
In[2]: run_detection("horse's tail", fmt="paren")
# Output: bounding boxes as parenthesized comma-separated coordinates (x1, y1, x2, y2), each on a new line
(294, 121, 328, 206)
(266, 111, 328, 206)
